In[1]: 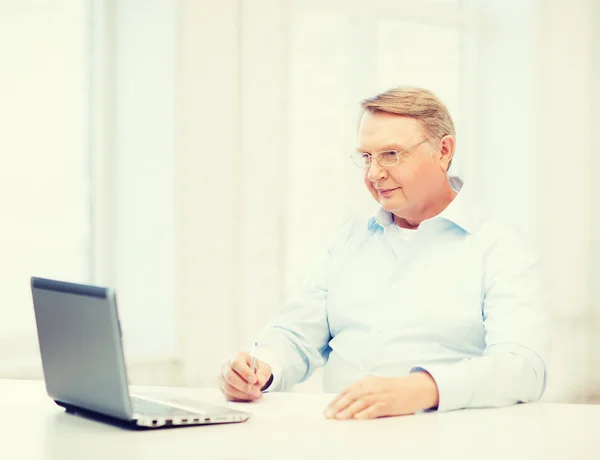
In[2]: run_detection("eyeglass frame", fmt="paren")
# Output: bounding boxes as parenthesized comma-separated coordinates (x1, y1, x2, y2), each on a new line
(350, 138, 430, 168)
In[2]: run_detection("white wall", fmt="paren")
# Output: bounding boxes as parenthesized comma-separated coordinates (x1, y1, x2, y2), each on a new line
(535, 0, 592, 319)
(473, 0, 594, 402)
(477, 0, 539, 239)
(177, 0, 241, 384)
(535, 0, 593, 401)
(94, 0, 178, 359)
(585, 0, 600, 398)
(237, 0, 289, 347)
(588, 0, 600, 316)
(177, 0, 297, 384)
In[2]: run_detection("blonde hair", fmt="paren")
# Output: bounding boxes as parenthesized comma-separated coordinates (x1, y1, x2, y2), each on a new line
(361, 87, 456, 166)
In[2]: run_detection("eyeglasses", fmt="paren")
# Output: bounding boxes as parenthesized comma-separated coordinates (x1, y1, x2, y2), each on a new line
(350, 138, 429, 168)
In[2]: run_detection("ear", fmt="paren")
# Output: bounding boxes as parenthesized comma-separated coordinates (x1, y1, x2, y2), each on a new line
(437, 135, 455, 172)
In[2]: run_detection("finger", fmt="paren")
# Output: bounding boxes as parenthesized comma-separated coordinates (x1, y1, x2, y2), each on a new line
(219, 375, 261, 402)
(326, 377, 369, 410)
(223, 366, 261, 397)
(325, 393, 344, 411)
(255, 361, 272, 387)
(333, 398, 371, 420)
(219, 375, 249, 401)
(326, 386, 350, 410)
(230, 353, 258, 385)
(325, 391, 358, 418)
(353, 402, 387, 420)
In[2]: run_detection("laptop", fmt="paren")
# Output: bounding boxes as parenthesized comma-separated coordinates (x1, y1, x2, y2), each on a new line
(30, 276, 251, 428)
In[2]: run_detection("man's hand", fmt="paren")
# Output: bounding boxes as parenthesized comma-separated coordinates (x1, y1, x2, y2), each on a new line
(219, 351, 272, 402)
(324, 372, 439, 420)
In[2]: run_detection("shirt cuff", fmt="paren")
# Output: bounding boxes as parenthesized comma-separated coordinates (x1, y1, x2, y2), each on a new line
(411, 365, 472, 412)
(260, 373, 274, 392)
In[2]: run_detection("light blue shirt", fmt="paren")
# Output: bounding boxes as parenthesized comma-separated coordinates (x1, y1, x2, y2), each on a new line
(253, 177, 549, 412)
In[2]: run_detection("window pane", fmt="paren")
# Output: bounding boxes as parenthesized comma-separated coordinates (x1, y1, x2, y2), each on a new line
(0, 2, 89, 352)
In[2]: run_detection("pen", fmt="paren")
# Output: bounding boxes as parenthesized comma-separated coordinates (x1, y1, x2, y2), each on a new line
(248, 341, 258, 393)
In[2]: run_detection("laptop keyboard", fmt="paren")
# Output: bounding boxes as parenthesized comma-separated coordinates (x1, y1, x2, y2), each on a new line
(131, 396, 204, 417)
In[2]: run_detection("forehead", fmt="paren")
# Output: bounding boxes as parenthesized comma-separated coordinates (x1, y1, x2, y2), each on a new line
(357, 111, 424, 150)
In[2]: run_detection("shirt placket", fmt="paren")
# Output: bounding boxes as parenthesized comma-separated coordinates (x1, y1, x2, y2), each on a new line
(362, 226, 426, 370)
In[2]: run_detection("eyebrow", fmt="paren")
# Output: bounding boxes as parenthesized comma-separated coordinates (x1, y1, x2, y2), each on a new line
(356, 143, 407, 154)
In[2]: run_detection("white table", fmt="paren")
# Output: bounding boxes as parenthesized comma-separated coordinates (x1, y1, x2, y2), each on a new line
(1, 379, 598, 460)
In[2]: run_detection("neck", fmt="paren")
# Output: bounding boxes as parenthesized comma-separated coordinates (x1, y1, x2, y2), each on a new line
(393, 179, 457, 229)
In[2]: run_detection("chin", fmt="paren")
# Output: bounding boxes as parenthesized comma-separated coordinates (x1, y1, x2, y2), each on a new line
(380, 197, 398, 207)
(381, 202, 397, 213)
(381, 199, 406, 215)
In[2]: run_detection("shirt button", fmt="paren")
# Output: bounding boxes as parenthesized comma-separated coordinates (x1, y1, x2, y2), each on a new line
(374, 327, 383, 334)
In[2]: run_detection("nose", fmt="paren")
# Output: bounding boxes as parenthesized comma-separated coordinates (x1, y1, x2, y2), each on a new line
(367, 160, 387, 183)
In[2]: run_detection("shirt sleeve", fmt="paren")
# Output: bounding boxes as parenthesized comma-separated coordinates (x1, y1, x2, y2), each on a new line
(411, 227, 550, 412)
(248, 220, 356, 392)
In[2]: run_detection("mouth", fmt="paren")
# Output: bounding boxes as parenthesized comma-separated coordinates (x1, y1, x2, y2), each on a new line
(377, 187, 401, 197)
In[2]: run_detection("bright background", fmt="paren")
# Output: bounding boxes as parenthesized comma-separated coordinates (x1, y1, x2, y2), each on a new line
(1, 0, 599, 402)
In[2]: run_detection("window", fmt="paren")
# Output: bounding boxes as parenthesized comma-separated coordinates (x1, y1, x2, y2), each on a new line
(0, 1, 90, 369)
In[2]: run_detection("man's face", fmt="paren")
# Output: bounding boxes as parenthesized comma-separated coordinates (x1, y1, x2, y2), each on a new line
(357, 111, 451, 220)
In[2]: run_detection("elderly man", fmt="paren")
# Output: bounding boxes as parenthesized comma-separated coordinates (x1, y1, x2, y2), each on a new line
(219, 87, 549, 420)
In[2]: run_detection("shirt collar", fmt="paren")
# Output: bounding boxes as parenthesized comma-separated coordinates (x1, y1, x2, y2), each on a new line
(367, 176, 482, 234)
(367, 207, 395, 230)
(434, 176, 481, 234)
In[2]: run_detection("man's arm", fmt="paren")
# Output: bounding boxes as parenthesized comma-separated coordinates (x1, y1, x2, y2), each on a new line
(250, 221, 356, 392)
(411, 229, 550, 412)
